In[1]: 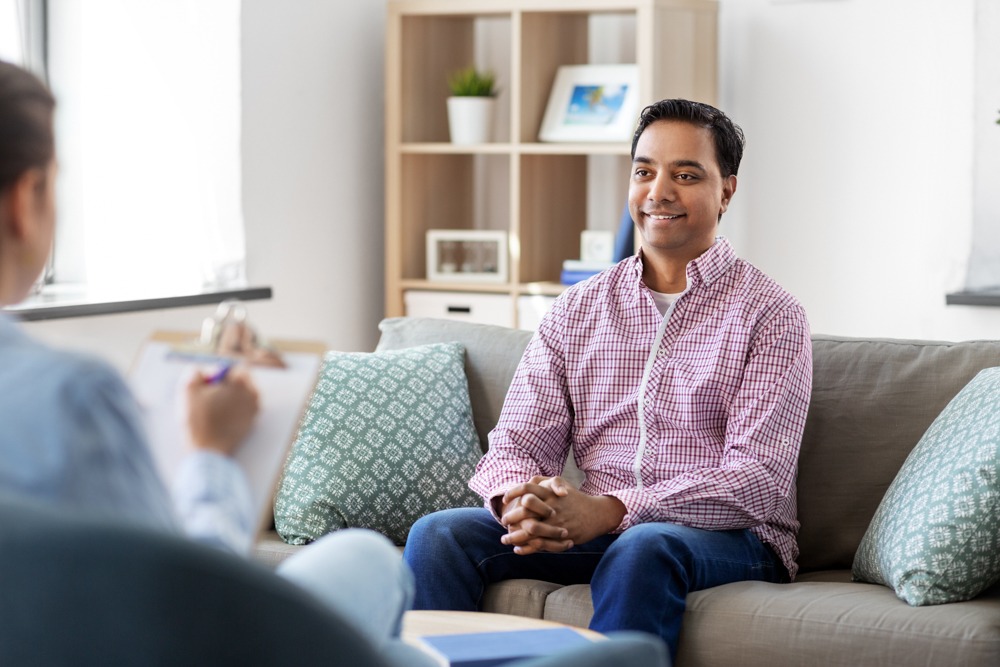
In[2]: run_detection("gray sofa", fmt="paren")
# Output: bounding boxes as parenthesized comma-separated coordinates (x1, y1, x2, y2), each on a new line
(255, 317, 1000, 666)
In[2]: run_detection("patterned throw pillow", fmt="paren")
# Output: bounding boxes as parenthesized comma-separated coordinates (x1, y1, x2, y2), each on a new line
(274, 342, 484, 546)
(852, 367, 1000, 605)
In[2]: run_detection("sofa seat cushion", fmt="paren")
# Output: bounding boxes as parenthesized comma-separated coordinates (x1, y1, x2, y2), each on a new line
(542, 584, 594, 629)
(483, 572, 1000, 667)
(252, 529, 302, 569)
(677, 576, 1000, 667)
(481, 579, 564, 620)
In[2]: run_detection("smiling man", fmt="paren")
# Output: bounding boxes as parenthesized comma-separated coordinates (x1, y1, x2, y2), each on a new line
(404, 99, 813, 662)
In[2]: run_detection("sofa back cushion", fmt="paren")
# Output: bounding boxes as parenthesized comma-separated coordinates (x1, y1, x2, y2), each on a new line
(377, 317, 533, 453)
(797, 336, 1000, 572)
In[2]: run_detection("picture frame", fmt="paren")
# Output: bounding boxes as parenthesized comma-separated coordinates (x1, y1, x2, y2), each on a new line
(538, 64, 640, 143)
(426, 229, 508, 284)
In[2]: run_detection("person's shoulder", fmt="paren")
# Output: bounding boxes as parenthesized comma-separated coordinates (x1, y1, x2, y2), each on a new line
(10, 332, 129, 399)
(730, 258, 804, 312)
(556, 258, 635, 310)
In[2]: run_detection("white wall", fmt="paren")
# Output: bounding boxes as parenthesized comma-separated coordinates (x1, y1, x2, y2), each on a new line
(26, 0, 387, 371)
(719, 0, 1000, 340)
(26, 0, 1000, 372)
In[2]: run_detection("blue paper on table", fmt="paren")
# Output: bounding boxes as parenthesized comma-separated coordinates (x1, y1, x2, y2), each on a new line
(417, 627, 591, 667)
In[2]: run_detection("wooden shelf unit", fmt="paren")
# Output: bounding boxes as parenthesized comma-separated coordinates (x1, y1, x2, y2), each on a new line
(385, 0, 718, 327)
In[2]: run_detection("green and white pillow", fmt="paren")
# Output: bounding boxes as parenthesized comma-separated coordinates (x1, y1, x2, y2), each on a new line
(852, 367, 1000, 605)
(274, 342, 484, 546)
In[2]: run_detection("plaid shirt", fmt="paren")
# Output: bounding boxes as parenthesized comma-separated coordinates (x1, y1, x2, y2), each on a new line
(470, 238, 812, 578)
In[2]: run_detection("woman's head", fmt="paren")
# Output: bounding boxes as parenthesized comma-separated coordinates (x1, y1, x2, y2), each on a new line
(0, 60, 55, 193)
(0, 61, 57, 305)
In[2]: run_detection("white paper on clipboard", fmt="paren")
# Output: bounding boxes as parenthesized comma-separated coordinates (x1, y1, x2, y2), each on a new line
(128, 334, 324, 535)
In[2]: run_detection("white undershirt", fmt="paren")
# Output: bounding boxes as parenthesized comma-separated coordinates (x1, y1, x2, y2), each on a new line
(649, 288, 683, 316)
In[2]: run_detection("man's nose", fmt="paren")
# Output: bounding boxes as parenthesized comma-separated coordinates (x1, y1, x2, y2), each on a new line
(647, 174, 675, 202)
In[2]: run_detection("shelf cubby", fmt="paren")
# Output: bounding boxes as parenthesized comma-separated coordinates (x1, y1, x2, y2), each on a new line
(386, 0, 718, 327)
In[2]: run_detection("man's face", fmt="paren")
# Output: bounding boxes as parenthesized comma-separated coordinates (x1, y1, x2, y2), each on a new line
(628, 120, 736, 266)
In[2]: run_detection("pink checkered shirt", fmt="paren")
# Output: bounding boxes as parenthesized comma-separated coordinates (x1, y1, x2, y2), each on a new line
(470, 238, 812, 579)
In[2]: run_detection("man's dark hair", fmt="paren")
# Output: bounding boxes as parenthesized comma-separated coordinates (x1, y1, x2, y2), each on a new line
(630, 99, 745, 178)
(0, 60, 55, 193)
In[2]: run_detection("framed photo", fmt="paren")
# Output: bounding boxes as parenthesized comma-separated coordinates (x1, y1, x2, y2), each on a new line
(426, 229, 508, 284)
(539, 64, 640, 143)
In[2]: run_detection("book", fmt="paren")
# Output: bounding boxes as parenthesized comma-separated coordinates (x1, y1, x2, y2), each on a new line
(128, 331, 324, 535)
(560, 269, 604, 285)
(415, 627, 592, 667)
(561, 258, 615, 273)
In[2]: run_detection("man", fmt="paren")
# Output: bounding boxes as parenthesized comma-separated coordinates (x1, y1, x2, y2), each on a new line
(403, 99, 813, 660)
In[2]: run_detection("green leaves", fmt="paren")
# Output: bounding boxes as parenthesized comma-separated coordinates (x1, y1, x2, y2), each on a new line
(447, 67, 497, 97)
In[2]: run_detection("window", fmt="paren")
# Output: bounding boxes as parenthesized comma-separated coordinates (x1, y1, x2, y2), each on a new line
(0, 0, 43, 69)
(39, 0, 245, 298)
(962, 0, 1000, 292)
(0, 2, 24, 64)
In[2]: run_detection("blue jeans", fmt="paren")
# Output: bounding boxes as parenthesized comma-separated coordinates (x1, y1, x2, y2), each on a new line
(403, 508, 787, 661)
(278, 529, 439, 667)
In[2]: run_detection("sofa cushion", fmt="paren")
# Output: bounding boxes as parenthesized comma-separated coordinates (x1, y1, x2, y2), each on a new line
(481, 579, 563, 620)
(797, 336, 1000, 572)
(487, 573, 1000, 667)
(273, 342, 483, 546)
(376, 317, 587, 486)
(851, 367, 1000, 605)
(376, 317, 533, 453)
(675, 577, 1000, 667)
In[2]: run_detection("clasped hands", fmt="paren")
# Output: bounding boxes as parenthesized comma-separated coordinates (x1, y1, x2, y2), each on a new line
(497, 476, 626, 556)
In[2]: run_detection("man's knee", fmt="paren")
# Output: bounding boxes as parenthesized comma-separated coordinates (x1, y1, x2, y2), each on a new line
(610, 522, 693, 550)
(601, 523, 700, 574)
(408, 507, 486, 542)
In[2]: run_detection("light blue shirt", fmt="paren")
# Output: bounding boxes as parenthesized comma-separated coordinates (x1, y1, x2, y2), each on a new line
(0, 314, 253, 555)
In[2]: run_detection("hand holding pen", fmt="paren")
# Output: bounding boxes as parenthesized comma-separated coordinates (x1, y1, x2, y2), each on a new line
(186, 363, 260, 456)
(203, 362, 234, 385)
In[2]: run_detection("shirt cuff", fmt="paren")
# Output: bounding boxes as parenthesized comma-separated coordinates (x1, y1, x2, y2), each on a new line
(172, 451, 254, 556)
(606, 488, 659, 533)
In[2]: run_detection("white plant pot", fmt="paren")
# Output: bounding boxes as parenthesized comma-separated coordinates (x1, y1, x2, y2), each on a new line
(447, 96, 495, 145)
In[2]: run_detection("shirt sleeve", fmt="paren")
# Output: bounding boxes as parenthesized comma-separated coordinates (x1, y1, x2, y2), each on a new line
(63, 358, 253, 556)
(608, 304, 813, 532)
(468, 298, 575, 515)
(172, 451, 254, 556)
(56, 359, 179, 533)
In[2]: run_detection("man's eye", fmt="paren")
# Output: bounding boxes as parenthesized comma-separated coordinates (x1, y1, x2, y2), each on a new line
(676, 173, 696, 181)
(633, 169, 650, 178)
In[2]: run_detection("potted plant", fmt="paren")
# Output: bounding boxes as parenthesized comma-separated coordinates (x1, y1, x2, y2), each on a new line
(446, 67, 497, 145)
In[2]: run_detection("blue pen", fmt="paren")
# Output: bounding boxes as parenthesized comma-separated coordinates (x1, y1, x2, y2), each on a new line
(204, 362, 233, 384)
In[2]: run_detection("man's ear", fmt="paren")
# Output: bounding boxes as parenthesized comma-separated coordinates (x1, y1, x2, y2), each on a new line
(719, 174, 737, 215)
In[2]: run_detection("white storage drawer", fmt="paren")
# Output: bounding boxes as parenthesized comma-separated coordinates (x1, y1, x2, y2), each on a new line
(404, 290, 514, 328)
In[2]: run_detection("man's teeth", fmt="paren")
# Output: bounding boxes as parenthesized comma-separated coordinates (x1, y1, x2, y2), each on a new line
(649, 214, 681, 220)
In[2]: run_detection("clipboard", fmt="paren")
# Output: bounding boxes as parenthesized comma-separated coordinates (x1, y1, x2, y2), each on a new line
(128, 329, 326, 537)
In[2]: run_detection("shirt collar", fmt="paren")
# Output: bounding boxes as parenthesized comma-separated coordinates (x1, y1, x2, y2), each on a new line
(687, 237, 737, 288)
(629, 237, 738, 294)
